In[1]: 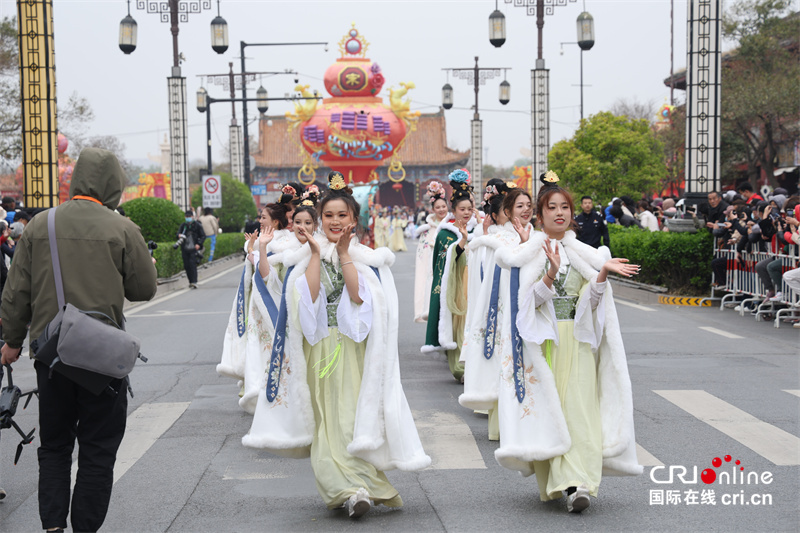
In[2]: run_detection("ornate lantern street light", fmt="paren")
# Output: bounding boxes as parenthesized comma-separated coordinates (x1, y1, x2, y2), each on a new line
(442, 83, 454, 110)
(118, 2, 137, 55)
(489, 4, 506, 48)
(499, 79, 511, 105)
(256, 86, 269, 114)
(210, 2, 229, 54)
(119, 0, 230, 210)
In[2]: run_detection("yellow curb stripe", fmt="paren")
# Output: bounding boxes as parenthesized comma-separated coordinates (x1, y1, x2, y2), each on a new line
(658, 295, 713, 307)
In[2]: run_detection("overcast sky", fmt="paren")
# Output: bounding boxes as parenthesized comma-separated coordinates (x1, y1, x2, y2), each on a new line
(1, 0, 696, 169)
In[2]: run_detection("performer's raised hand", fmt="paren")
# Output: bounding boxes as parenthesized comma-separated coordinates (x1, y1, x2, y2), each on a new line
(335, 224, 354, 256)
(512, 217, 531, 243)
(299, 226, 320, 255)
(258, 226, 274, 248)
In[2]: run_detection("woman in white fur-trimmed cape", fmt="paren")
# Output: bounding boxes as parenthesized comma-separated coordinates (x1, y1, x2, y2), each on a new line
(459, 182, 534, 441)
(413, 180, 449, 323)
(242, 172, 430, 519)
(493, 173, 642, 514)
(216, 197, 295, 382)
(421, 168, 478, 382)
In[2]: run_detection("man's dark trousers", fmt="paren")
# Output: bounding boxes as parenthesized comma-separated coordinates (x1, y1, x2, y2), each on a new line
(181, 248, 198, 284)
(35, 361, 127, 532)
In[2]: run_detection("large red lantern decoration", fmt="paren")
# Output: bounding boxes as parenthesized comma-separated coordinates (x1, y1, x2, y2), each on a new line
(286, 25, 419, 185)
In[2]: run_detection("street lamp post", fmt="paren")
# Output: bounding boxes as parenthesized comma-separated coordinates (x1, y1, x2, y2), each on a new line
(489, 0, 578, 198)
(198, 65, 297, 182)
(239, 40, 327, 186)
(196, 88, 318, 176)
(442, 57, 510, 193)
(561, 11, 595, 123)
(118, 0, 228, 211)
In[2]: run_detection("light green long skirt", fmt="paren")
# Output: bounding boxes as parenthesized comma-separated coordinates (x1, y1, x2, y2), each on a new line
(305, 328, 403, 510)
(532, 321, 603, 501)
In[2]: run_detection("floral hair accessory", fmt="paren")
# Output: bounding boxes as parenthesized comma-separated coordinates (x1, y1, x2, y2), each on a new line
(427, 181, 443, 195)
(448, 168, 470, 184)
(306, 184, 320, 195)
(328, 171, 346, 190)
(506, 182, 517, 189)
(281, 185, 297, 197)
(300, 199, 314, 207)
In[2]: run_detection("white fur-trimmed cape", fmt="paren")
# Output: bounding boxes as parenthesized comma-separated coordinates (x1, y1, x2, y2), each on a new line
(242, 238, 431, 472)
(493, 230, 642, 477)
(459, 223, 521, 410)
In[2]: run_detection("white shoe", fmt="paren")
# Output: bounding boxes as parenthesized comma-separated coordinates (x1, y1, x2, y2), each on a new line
(566, 486, 590, 513)
(346, 488, 371, 519)
(770, 292, 783, 301)
(734, 305, 743, 312)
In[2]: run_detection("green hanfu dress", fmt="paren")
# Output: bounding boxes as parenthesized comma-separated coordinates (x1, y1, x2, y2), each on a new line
(530, 262, 603, 500)
(300, 259, 402, 509)
(421, 221, 466, 380)
(493, 231, 642, 504)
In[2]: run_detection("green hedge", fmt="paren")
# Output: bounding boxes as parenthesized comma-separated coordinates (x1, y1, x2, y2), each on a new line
(121, 197, 185, 242)
(151, 233, 246, 279)
(607, 225, 713, 295)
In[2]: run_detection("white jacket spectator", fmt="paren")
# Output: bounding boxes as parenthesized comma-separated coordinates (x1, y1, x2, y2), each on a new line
(636, 201, 660, 232)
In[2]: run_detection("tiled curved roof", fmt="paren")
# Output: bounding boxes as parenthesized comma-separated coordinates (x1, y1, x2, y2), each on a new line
(253, 108, 469, 169)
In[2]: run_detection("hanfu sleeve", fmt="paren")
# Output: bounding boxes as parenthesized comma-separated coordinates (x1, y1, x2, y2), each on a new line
(295, 275, 329, 345)
(337, 271, 372, 343)
(516, 277, 559, 345)
(573, 278, 607, 352)
(446, 247, 468, 316)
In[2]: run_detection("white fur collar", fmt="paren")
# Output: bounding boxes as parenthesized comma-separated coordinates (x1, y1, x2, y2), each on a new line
(427, 213, 446, 227)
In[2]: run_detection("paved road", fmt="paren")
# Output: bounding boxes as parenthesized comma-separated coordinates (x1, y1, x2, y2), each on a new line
(1, 242, 798, 532)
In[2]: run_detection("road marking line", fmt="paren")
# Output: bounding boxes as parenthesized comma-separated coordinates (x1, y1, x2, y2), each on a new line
(636, 443, 663, 466)
(132, 311, 230, 318)
(698, 326, 744, 339)
(616, 300, 656, 312)
(70, 402, 190, 485)
(783, 390, 800, 398)
(126, 262, 242, 316)
(413, 410, 486, 470)
(126, 289, 188, 316)
(654, 390, 800, 466)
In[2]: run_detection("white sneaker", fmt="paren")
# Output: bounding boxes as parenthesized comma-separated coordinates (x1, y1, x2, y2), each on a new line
(346, 488, 371, 519)
(734, 305, 743, 312)
(566, 486, 590, 513)
(770, 292, 783, 302)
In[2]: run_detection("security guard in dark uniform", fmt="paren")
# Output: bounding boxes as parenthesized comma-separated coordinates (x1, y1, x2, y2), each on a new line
(574, 196, 610, 249)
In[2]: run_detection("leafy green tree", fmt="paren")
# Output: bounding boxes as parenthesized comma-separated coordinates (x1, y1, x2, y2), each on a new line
(548, 111, 666, 202)
(721, 0, 800, 186)
(190, 173, 257, 232)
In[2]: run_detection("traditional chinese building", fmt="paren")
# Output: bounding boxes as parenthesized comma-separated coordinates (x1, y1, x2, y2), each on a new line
(251, 108, 469, 207)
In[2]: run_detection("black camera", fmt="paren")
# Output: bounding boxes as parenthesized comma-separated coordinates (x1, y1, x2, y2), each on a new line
(173, 234, 186, 249)
(0, 363, 37, 465)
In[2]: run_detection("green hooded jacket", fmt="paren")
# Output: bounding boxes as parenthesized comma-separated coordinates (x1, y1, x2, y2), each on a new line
(1, 148, 157, 348)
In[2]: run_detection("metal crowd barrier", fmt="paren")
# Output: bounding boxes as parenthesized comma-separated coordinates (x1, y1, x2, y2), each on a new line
(711, 242, 800, 328)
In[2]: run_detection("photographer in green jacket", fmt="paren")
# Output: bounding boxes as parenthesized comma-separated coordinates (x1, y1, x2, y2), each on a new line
(0, 148, 157, 532)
